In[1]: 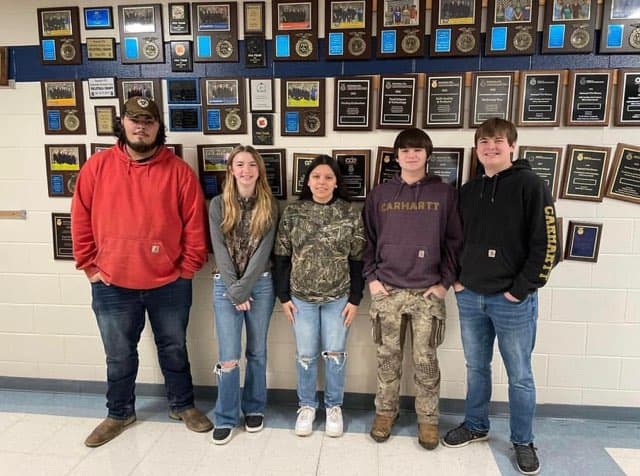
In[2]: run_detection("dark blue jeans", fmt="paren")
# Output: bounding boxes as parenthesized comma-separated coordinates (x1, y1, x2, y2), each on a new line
(91, 278, 195, 419)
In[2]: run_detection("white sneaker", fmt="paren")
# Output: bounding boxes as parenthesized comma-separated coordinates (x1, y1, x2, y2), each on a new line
(295, 406, 316, 436)
(325, 406, 343, 437)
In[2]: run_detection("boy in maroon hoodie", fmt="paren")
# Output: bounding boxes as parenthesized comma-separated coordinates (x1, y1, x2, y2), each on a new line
(363, 128, 462, 449)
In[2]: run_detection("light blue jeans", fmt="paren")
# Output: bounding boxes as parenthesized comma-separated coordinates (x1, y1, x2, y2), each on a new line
(213, 272, 275, 428)
(455, 288, 538, 445)
(291, 295, 350, 408)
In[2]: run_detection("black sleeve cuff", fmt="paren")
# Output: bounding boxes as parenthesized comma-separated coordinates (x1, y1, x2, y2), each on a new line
(348, 259, 365, 306)
(274, 254, 292, 303)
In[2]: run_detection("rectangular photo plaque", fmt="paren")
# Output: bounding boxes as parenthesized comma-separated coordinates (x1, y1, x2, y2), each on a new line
(118, 4, 164, 64)
(41, 79, 86, 135)
(430, 0, 482, 57)
(117, 78, 163, 116)
(197, 144, 238, 198)
(542, 0, 595, 54)
(272, 0, 318, 61)
(84, 7, 113, 29)
(281, 78, 325, 136)
(201, 77, 247, 134)
(45, 144, 87, 197)
(605, 143, 640, 204)
(37, 7, 82, 65)
(325, 0, 372, 60)
(600, 0, 640, 54)
(560, 144, 611, 202)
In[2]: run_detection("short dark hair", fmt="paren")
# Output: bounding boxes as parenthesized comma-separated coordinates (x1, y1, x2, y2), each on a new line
(474, 118, 518, 146)
(393, 128, 433, 157)
(114, 115, 167, 147)
(299, 155, 351, 202)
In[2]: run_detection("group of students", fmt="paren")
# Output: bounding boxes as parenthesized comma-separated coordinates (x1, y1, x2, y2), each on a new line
(72, 97, 557, 476)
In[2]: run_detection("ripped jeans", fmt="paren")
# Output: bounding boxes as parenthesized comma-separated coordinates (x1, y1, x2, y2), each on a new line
(291, 295, 350, 409)
(213, 272, 275, 428)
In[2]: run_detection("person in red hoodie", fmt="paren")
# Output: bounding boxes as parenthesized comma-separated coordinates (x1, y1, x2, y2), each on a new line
(71, 97, 212, 447)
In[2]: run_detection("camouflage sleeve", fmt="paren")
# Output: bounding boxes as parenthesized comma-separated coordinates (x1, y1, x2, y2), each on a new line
(349, 209, 366, 261)
(274, 204, 293, 256)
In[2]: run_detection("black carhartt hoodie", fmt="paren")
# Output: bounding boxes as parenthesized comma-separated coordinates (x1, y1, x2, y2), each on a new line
(458, 159, 559, 300)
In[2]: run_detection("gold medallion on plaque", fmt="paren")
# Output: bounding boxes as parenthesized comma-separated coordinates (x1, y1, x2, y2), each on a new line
(513, 29, 533, 51)
(63, 111, 80, 132)
(143, 39, 160, 60)
(456, 29, 475, 53)
(295, 38, 313, 57)
(225, 110, 241, 131)
(570, 28, 590, 49)
(216, 40, 234, 58)
(348, 35, 366, 56)
(629, 28, 640, 49)
(303, 112, 321, 133)
(67, 174, 77, 194)
(401, 32, 421, 54)
(60, 41, 76, 61)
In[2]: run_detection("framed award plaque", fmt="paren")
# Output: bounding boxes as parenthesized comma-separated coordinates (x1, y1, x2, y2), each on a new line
(424, 73, 465, 128)
(565, 69, 612, 126)
(564, 221, 602, 262)
(377, 0, 425, 58)
(168, 3, 191, 35)
(244, 2, 267, 67)
(201, 77, 247, 134)
(117, 78, 163, 117)
(486, 0, 538, 56)
(86, 38, 116, 61)
(605, 143, 640, 204)
(325, 0, 372, 60)
(374, 146, 401, 184)
(516, 70, 563, 127)
(281, 78, 325, 136)
(193, 2, 238, 62)
(614, 69, 640, 126)
(118, 4, 165, 64)
(197, 144, 238, 198)
(44, 144, 87, 197)
(542, 0, 596, 54)
(249, 78, 274, 112)
(333, 77, 373, 131)
(256, 148, 287, 199)
(168, 78, 202, 132)
(170, 40, 193, 72)
(560, 144, 611, 202)
(41, 80, 86, 135)
(469, 72, 514, 127)
(52, 213, 73, 260)
(599, 0, 640, 54)
(252, 114, 274, 145)
(0, 47, 8, 86)
(430, 0, 481, 57)
(90, 143, 114, 155)
(84, 7, 113, 30)
(37, 7, 82, 65)
(88, 77, 116, 99)
(272, 0, 319, 61)
(428, 148, 464, 189)
(519, 145, 563, 200)
(292, 152, 319, 195)
(332, 149, 371, 200)
(377, 74, 418, 129)
(94, 105, 116, 136)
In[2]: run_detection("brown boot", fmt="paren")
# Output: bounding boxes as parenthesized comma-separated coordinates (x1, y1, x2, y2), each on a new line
(169, 407, 213, 432)
(418, 423, 440, 450)
(370, 413, 399, 443)
(84, 415, 136, 447)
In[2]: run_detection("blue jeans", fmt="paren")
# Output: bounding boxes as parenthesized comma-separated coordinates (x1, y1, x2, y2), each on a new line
(455, 288, 538, 445)
(291, 295, 350, 408)
(213, 272, 275, 428)
(91, 278, 195, 419)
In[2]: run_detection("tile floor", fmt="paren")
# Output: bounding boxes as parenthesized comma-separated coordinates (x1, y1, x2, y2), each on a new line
(0, 389, 638, 476)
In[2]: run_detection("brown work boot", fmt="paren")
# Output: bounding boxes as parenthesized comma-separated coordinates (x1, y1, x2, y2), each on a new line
(370, 413, 399, 442)
(84, 415, 136, 447)
(169, 407, 213, 432)
(418, 423, 440, 450)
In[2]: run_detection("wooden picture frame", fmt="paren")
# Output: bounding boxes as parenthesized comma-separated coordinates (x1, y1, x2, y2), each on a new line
(485, 0, 538, 56)
(565, 69, 613, 126)
(542, 0, 596, 54)
(430, 0, 482, 57)
(424, 73, 465, 128)
(281, 78, 325, 136)
(519, 145, 563, 200)
(516, 70, 563, 127)
(604, 143, 640, 204)
(564, 221, 603, 262)
(334, 76, 373, 131)
(377, 74, 418, 129)
(614, 69, 640, 126)
(560, 144, 611, 202)
(256, 148, 287, 199)
(469, 71, 514, 127)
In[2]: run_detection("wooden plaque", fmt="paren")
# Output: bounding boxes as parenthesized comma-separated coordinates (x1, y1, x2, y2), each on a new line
(37, 7, 82, 65)
(44, 144, 87, 197)
(0, 47, 8, 86)
(542, 0, 596, 54)
(117, 78, 163, 118)
(469, 72, 514, 127)
(86, 37, 116, 61)
(118, 4, 165, 64)
(374, 146, 401, 185)
(430, 0, 481, 57)
(519, 145, 563, 200)
(256, 148, 287, 199)
(599, 0, 640, 54)
(52, 213, 74, 260)
(377, 0, 425, 58)
(201, 77, 247, 134)
(168, 3, 191, 35)
(485, 0, 538, 56)
(377, 74, 418, 129)
(193, 2, 239, 62)
(197, 143, 238, 198)
(428, 147, 464, 189)
(332, 149, 371, 200)
(605, 143, 640, 204)
(292, 152, 319, 195)
(614, 69, 640, 126)
(560, 144, 611, 202)
(281, 78, 325, 136)
(272, 0, 319, 61)
(325, 0, 372, 60)
(41, 80, 86, 135)
(516, 70, 563, 127)
(565, 69, 612, 126)
(95, 105, 117, 136)
(244, 2, 267, 67)
(564, 221, 602, 262)
(424, 73, 465, 128)
(334, 76, 373, 131)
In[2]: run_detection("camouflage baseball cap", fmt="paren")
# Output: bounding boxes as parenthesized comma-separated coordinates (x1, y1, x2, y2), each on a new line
(124, 96, 161, 121)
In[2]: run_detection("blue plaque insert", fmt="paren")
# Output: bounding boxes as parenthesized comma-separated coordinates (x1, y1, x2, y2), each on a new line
(203, 176, 219, 197)
(491, 27, 508, 51)
(275, 35, 290, 57)
(381, 30, 397, 54)
(197, 36, 212, 57)
(47, 110, 61, 130)
(207, 109, 221, 130)
(84, 8, 111, 29)
(124, 37, 139, 59)
(285, 112, 299, 133)
(42, 40, 56, 61)
(328, 33, 344, 56)
(547, 24, 565, 49)
(434, 29, 451, 53)
(51, 175, 64, 194)
(606, 24, 624, 48)
(569, 226, 598, 259)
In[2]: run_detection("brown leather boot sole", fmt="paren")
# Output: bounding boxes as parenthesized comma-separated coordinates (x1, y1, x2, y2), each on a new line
(370, 413, 399, 443)
(418, 423, 440, 450)
(84, 415, 136, 447)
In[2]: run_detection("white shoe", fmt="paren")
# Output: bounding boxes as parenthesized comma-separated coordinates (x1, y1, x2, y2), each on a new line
(325, 406, 343, 437)
(295, 406, 316, 436)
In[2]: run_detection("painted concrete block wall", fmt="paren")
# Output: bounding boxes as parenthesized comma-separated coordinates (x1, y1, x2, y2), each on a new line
(0, 0, 639, 409)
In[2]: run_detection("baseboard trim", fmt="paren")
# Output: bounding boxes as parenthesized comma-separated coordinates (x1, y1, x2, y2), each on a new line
(1, 376, 638, 422)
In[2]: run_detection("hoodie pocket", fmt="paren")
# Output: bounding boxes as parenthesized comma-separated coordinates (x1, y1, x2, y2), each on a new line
(96, 237, 176, 279)
(461, 244, 515, 280)
(380, 243, 439, 282)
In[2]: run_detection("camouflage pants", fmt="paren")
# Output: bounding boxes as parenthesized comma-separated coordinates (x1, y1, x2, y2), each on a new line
(369, 287, 446, 424)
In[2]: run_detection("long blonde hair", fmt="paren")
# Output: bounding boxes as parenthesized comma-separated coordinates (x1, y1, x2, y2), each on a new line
(221, 145, 274, 240)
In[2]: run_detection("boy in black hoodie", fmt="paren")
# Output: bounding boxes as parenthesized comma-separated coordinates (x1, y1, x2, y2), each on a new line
(363, 128, 462, 450)
(443, 119, 558, 476)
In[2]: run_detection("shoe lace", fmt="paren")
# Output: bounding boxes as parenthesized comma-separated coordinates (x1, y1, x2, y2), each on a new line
(514, 443, 538, 465)
(297, 406, 314, 421)
(327, 407, 341, 423)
